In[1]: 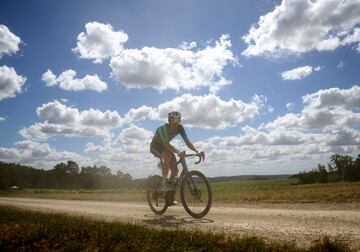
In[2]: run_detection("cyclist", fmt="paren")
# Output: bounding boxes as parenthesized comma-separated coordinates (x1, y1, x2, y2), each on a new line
(150, 111, 204, 205)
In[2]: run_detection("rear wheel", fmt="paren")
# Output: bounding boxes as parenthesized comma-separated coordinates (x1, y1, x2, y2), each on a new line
(180, 170, 212, 218)
(147, 175, 168, 215)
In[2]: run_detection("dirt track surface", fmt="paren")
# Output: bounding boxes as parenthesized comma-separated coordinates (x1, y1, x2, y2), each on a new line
(1, 197, 360, 250)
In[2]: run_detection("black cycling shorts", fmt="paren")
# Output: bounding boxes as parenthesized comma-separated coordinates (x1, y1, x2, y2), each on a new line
(150, 143, 177, 166)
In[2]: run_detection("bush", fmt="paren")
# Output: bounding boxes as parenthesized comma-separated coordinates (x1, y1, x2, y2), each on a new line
(298, 170, 319, 184)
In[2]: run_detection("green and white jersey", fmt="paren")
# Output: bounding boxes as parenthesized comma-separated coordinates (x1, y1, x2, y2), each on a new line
(151, 123, 189, 146)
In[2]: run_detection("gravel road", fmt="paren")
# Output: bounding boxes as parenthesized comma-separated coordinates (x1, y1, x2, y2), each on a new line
(1, 197, 359, 250)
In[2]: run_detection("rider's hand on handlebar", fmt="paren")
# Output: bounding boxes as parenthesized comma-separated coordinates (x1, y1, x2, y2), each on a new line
(177, 151, 186, 159)
(198, 151, 205, 162)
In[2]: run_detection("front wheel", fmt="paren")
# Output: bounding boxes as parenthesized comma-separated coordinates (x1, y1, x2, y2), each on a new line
(147, 175, 168, 215)
(180, 170, 212, 218)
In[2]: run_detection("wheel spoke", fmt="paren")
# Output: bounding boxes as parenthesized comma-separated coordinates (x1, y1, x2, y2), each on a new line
(147, 175, 168, 215)
(181, 171, 212, 218)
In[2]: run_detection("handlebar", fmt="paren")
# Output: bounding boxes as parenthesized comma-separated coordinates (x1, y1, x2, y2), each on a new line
(179, 152, 204, 165)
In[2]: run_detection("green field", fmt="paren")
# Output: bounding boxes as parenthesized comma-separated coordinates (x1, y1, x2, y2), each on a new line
(211, 178, 360, 204)
(0, 205, 351, 251)
(2, 178, 360, 204)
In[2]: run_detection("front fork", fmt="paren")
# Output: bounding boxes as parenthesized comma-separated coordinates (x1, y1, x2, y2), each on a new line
(180, 158, 197, 197)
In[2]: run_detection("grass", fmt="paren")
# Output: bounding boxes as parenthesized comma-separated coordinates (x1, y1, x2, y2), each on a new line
(0, 188, 146, 202)
(211, 178, 360, 204)
(2, 178, 360, 204)
(0, 206, 352, 251)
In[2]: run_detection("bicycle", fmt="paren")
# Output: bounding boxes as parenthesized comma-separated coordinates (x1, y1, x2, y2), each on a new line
(147, 152, 212, 219)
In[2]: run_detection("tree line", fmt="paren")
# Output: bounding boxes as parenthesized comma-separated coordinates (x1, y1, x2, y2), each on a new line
(2, 153, 359, 190)
(0, 160, 147, 190)
(294, 153, 360, 184)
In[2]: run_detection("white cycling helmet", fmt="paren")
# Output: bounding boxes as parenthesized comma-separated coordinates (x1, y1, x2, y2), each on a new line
(168, 111, 181, 122)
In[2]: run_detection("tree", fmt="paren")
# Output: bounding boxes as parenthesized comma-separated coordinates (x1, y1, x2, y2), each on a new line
(65, 160, 79, 174)
(98, 165, 112, 176)
(54, 162, 67, 174)
(0, 161, 135, 190)
(354, 154, 360, 181)
(329, 154, 354, 181)
(52, 162, 67, 188)
(123, 173, 132, 180)
(316, 164, 329, 183)
(116, 170, 124, 177)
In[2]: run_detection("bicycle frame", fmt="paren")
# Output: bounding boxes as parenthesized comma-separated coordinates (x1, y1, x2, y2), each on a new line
(174, 154, 201, 195)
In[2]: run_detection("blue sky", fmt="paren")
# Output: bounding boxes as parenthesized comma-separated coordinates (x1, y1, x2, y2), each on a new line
(1, 0, 360, 178)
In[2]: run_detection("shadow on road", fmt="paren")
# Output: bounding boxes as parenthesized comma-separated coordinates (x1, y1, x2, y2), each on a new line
(142, 214, 214, 228)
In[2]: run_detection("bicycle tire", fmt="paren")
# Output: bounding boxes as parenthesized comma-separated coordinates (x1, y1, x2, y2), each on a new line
(180, 170, 212, 218)
(146, 175, 168, 215)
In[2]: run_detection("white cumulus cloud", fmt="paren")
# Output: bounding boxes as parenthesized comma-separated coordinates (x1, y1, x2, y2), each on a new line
(72, 21, 128, 63)
(42, 69, 107, 92)
(0, 140, 92, 170)
(84, 123, 360, 178)
(116, 125, 153, 153)
(286, 102, 295, 111)
(242, 0, 360, 57)
(302, 86, 360, 110)
(0, 65, 26, 100)
(83, 125, 156, 177)
(20, 100, 124, 141)
(0, 24, 21, 58)
(265, 86, 360, 129)
(110, 34, 237, 93)
(186, 124, 360, 177)
(124, 105, 157, 123)
(156, 93, 269, 129)
(116, 125, 153, 144)
(121, 94, 271, 130)
(281, 65, 321, 80)
(326, 127, 360, 146)
(28, 120, 355, 178)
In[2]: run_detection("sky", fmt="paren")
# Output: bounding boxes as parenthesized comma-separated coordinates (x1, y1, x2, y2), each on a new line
(0, 0, 360, 178)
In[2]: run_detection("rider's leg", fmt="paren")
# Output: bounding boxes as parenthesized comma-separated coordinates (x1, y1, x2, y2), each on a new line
(169, 161, 178, 181)
(160, 151, 171, 185)
(168, 159, 178, 206)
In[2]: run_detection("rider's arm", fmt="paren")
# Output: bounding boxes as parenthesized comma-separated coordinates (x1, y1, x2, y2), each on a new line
(186, 140, 205, 161)
(185, 140, 199, 154)
(179, 125, 199, 153)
